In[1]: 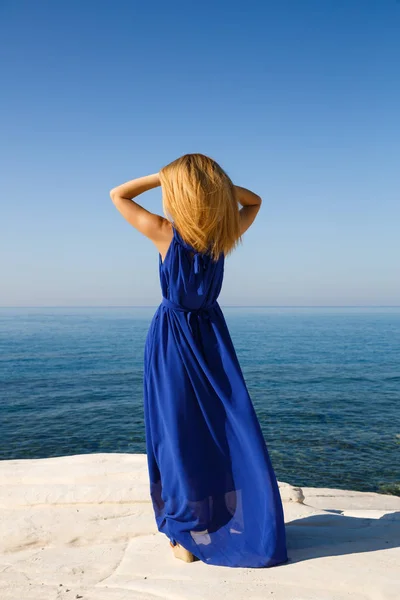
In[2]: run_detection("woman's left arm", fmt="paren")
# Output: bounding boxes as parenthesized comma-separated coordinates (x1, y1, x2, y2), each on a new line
(110, 173, 168, 242)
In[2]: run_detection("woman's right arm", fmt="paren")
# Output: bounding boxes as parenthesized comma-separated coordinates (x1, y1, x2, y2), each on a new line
(234, 185, 262, 235)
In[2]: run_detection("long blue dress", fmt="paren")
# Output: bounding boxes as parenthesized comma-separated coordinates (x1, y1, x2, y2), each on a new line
(143, 225, 288, 568)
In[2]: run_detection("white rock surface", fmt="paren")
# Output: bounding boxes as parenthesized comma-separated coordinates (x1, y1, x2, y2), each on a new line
(0, 453, 399, 600)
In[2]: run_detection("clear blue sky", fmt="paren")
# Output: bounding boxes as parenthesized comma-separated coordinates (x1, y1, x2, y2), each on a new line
(1, 0, 399, 307)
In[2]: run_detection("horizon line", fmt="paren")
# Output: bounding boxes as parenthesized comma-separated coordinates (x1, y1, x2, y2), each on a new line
(1, 305, 400, 309)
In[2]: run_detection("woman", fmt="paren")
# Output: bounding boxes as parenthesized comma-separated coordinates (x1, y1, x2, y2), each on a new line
(110, 153, 288, 568)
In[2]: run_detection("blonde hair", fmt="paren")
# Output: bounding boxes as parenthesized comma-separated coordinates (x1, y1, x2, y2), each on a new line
(159, 153, 241, 260)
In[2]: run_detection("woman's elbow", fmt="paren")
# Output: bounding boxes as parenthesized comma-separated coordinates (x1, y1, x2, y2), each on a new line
(109, 188, 119, 201)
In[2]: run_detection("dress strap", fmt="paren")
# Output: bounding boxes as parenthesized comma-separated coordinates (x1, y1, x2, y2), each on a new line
(172, 225, 193, 250)
(171, 223, 180, 240)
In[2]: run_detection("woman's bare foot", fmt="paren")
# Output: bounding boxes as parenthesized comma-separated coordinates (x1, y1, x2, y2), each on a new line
(170, 541, 195, 563)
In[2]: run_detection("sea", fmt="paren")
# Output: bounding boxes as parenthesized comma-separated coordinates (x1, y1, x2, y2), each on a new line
(1, 306, 399, 496)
